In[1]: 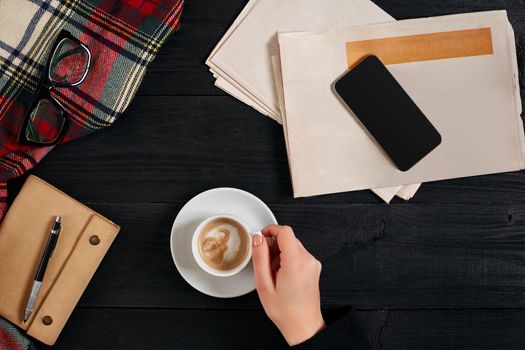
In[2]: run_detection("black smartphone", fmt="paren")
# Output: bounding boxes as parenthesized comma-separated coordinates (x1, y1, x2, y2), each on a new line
(334, 55, 441, 171)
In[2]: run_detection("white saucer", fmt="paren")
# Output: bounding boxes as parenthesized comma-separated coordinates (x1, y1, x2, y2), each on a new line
(170, 188, 277, 298)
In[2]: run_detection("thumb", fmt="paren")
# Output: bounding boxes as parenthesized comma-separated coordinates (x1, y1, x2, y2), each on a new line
(251, 231, 275, 299)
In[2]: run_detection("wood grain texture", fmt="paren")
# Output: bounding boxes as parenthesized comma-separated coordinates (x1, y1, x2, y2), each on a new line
(377, 309, 525, 350)
(24, 0, 525, 348)
(51, 308, 525, 350)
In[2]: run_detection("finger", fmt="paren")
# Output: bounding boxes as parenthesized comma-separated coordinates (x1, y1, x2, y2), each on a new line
(251, 231, 275, 298)
(260, 229, 273, 238)
(261, 225, 300, 257)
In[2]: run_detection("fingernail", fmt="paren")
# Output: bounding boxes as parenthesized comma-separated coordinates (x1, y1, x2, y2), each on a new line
(252, 231, 263, 247)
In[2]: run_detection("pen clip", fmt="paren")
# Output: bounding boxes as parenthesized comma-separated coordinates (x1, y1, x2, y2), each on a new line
(49, 223, 61, 258)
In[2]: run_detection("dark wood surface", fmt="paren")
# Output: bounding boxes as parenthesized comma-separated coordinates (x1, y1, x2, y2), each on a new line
(22, 0, 525, 349)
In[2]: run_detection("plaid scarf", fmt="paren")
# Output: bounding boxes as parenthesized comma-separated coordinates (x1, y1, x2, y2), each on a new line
(0, 0, 184, 219)
(0, 0, 183, 348)
(0, 317, 36, 350)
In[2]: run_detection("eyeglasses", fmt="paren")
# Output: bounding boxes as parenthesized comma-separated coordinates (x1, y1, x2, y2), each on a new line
(18, 31, 91, 145)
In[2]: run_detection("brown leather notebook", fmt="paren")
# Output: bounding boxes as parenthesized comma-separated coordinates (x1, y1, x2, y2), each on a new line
(0, 175, 120, 345)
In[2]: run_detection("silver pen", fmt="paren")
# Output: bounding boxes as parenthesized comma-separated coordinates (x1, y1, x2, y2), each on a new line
(24, 216, 61, 322)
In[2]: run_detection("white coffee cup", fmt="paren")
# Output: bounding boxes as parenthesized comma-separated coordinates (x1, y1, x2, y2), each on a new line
(192, 214, 252, 277)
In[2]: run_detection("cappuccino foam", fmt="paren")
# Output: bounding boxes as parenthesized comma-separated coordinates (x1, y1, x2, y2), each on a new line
(197, 217, 249, 271)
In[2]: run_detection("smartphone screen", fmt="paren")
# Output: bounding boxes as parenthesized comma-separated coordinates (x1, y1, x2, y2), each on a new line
(334, 55, 441, 171)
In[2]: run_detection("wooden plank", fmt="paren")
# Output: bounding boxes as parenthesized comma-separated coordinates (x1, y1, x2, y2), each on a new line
(52, 308, 301, 350)
(375, 0, 525, 22)
(16, 96, 525, 205)
(378, 309, 525, 350)
(52, 308, 525, 350)
(71, 202, 525, 309)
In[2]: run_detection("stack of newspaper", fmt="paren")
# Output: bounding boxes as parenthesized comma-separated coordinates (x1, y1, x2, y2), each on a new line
(206, 1, 524, 202)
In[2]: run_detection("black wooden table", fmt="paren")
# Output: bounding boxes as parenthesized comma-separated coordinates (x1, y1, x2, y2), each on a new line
(21, 1, 525, 349)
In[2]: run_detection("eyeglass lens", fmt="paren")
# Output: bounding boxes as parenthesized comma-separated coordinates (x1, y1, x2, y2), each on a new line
(25, 99, 66, 144)
(49, 38, 89, 86)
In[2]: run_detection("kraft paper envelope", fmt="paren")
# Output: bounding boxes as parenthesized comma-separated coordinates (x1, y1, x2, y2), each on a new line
(0, 176, 120, 345)
(278, 11, 524, 197)
(207, 0, 421, 201)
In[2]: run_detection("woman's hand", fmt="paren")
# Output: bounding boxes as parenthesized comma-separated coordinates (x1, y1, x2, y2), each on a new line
(252, 224, 326, 346)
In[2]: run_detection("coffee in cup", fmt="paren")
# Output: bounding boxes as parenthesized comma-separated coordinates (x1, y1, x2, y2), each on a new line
(192, 215, 252, 277)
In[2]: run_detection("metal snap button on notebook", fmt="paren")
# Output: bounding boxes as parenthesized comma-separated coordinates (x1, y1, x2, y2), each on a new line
(89, 235, 100, 245)
(42, 315, 53, 325)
